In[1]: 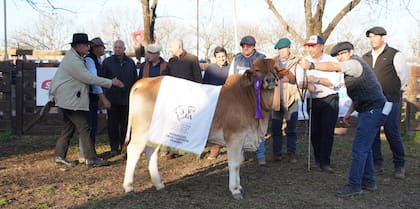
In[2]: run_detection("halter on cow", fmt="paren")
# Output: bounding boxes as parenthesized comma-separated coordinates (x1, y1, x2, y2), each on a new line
(123, 58, 292, 199)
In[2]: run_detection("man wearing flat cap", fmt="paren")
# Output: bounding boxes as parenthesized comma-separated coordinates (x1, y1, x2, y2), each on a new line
(78, 37, 111, 163)
(362, 26, 409, 179)
(139, 43, 167, 79)
(49, 33, 124, 167)
(301, 41, 390, 197)
(229, 35, 267, 165)
(296, 35, 341, 173)
(270, 38, 300, 164)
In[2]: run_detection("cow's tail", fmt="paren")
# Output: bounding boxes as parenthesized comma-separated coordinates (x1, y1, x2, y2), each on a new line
(122, 80, 143, 153)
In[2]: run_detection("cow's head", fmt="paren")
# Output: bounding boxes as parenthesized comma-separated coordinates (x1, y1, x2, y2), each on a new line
(241, 58, 278, 89)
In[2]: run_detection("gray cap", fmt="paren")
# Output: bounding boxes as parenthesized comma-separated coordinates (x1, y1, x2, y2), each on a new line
(330, 41, 354, 57)
(240, 35, 256, 46)
(366, 26, 387, 37)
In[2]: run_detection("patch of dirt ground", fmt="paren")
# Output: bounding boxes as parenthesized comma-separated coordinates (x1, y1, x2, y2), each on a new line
(0, 131, 419, 209)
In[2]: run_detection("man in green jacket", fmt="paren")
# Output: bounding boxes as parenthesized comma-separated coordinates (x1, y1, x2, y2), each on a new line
(49, 33, 124, 167)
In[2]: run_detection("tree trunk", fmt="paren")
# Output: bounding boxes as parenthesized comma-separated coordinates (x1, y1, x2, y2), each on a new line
(266, 0, 362, 45)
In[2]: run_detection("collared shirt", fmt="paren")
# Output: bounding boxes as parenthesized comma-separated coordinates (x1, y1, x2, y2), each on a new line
(295, 54, 341, 98)
(370, 44, 409, 90)
(85, 56, 103, 94)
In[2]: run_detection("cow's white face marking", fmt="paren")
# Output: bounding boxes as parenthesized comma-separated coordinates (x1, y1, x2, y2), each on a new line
(174, 105, 196, 120)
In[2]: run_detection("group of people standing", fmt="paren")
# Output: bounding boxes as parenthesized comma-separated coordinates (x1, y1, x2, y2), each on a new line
(295, 26, 408, 197)
(49, 25, 408, 197)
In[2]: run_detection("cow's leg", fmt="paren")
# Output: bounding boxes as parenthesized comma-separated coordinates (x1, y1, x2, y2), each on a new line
(123, 130, 147, 193)
(226, 142, 244, 199)
(144, 145, 165, 190)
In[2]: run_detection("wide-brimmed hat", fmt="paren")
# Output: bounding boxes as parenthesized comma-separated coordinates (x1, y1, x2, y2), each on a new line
(90, 37, 105, 47)
(70, 33, 91, 45)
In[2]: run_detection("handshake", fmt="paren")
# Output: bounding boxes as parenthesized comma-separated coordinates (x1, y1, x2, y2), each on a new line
(111, 77, 125, 88)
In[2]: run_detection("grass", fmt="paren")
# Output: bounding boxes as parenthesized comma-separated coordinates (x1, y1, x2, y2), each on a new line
(0, 130, 14, 142)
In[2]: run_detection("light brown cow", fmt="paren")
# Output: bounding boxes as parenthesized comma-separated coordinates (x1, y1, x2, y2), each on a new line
(123, 59, 291, 199)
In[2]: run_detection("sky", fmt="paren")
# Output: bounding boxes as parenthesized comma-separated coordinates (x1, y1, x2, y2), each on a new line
(1, 0, 420, 59)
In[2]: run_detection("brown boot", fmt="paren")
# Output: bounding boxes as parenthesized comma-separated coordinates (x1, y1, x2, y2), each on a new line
(207, 144, 220, 160)
(271, 154, 282, 162)
(288, 153, 297, 163)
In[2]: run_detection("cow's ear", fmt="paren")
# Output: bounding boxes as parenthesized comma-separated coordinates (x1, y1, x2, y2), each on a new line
(240, 69, 254, 87)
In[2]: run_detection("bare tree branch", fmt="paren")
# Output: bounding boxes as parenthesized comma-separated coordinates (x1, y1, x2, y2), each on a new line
(322, 0, 361, 40)
(265, 0, 305, 45)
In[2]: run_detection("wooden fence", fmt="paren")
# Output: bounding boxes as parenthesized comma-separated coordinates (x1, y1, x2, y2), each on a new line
(0, 59, 107, 135)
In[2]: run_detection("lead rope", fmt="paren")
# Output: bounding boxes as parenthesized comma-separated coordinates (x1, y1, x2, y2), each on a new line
(293, 61, 312, 171)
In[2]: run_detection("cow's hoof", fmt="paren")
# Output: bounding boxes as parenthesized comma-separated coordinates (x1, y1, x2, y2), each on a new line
(126, 190, 136, 196)
(232, 193, 244, 200)
(157, 188, 169, 193)
(123, 186, 134, 193)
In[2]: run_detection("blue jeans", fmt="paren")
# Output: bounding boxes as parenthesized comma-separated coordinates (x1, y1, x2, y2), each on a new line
(79, 94, 99, 158)
(348, 107, 387, 189)
(272, 110, 298, 155)
(256, 140, 265, 159)
(372, 102, 405, 169)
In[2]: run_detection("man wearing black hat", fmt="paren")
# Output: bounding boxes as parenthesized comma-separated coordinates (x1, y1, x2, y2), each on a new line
(300, 41, 390, 197)
(362, 26, 409, 179)
(49, 33, 124, 167)
(270, 38, 300, 163)
(229, 35, 267, 165)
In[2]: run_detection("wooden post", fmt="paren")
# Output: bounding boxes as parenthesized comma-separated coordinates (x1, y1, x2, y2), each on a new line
(14, 59, 23, 135)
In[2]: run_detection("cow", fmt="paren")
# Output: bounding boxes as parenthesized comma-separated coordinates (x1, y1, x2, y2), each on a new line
(122, 58, 292, 199)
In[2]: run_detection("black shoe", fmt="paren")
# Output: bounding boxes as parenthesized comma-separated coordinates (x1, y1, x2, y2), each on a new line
(361, 181, 377, 191)
(86, 158, 110, 167)
(336, 184, 363, 197)
(394, 167, 405, 179)
(320, 165, 334, 173)
(55, 156, 77, 167)
(375, 165, 384, 175)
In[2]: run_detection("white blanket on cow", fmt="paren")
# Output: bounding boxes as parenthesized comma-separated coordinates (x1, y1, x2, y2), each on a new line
(148, 76, 222, 155)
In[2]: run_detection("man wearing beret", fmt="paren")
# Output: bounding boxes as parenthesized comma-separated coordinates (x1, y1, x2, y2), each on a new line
(300, 41, 391, 197)
(296, 35, 341, 173)
(270, 38, 300, 163)
(362, 26, 409, 179)
(229, 35, 267, 165)
(49, 33, 124, 167)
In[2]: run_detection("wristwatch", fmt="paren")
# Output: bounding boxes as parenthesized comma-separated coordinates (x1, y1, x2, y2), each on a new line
(309, 62, 315, 70)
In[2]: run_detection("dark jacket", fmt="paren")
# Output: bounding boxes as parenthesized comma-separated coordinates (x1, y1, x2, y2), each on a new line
(203, 62, 230, 85)
(345, 55, 386, 112)
(161, 50, 202, 83)
(362, 44, 400, 102)
(139, 57, 167, 79)
(233, 50, 266, 73)
(101, 55, 137, 105)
